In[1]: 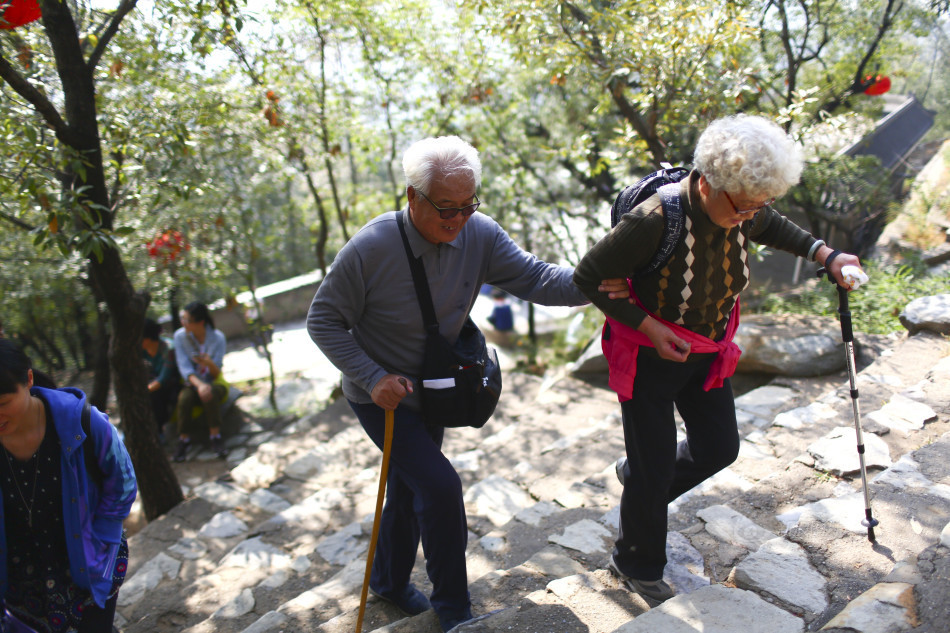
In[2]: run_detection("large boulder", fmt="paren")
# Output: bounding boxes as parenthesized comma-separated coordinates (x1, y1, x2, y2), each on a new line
(734, 314, 844, 376)
(899, 294, 950, 335)
(570, 313, 848, 378)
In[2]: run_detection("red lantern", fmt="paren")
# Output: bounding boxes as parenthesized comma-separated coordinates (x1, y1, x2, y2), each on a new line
(864, 75, 891, 96)
(0, 0, 42, 30)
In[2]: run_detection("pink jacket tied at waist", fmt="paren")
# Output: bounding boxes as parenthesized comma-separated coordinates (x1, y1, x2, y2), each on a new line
(602, 297, 742, 402)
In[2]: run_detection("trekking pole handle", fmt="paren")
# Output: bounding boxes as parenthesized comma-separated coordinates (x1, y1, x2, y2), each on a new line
(818, 267, 853, 344)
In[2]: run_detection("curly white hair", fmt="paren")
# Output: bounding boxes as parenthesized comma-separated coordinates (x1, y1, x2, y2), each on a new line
(403, 136, 482, 195)
(693, 115, 803, 199)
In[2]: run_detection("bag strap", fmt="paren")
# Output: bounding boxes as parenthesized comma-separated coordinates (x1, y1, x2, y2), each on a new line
(396, 211, 440, 332)
(81, 401, 105, 489)
(638, 182, 685, 277)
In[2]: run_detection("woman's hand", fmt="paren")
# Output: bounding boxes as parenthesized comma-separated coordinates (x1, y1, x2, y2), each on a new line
(196, 380, 213, 403)
(817, 246, 865, 291)
(639, 317, 691, 362)
(371, 374, 413, 410)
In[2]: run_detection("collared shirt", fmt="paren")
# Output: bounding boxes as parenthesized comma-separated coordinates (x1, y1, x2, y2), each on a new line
(308, 208, 588, 410)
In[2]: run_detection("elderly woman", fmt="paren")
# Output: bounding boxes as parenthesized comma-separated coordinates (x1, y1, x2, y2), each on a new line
(0, 339, 137, 632)
(573, 114, 863, 602)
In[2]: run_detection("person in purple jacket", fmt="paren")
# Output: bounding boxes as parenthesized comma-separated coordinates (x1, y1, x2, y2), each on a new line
(0, 339, 137, 632)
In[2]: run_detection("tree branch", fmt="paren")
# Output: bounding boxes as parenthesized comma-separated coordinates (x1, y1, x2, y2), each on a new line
(0, 209, 36, 231)
(87, 0, 139, 71)
(0, 54, 71, 140)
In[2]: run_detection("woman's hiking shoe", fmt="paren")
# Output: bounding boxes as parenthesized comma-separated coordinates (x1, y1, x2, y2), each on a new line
(173, 438, 191, 462)
(608, 555, 674, 602)
(369, 583, 431, 616)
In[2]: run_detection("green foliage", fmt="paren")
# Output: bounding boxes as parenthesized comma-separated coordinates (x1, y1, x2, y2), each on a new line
(757, 260, 950, 334)
(786, 154, 898, 256)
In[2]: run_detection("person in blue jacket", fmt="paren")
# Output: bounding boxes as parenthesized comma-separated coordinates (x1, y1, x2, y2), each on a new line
(0, 339, 137, 632)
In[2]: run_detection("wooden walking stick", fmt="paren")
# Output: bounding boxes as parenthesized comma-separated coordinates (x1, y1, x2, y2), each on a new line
(355, 392, 399, 632)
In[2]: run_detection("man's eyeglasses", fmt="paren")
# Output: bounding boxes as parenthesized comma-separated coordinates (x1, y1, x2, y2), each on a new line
(723, 191, 775, 215)
(417, 190, 481, 220)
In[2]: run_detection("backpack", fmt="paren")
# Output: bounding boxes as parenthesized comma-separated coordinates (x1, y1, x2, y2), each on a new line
(609, 163, 690, 276)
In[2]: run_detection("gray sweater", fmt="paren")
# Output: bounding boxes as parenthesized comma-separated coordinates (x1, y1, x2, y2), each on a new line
(308, 208, 588, 410)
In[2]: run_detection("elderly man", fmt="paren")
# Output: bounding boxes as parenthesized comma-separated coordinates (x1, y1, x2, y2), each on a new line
(308, 136, 623, 630)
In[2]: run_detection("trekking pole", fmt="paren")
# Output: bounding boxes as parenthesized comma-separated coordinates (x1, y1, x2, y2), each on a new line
(355, 406, 396, 632)
(818, 267, 879, 542)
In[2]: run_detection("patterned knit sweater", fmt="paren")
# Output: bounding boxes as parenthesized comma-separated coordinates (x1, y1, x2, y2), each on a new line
(574, 170, 819, 340)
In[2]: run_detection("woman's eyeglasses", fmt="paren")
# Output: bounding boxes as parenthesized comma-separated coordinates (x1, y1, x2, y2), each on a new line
(723, 191, 775, 214)
(417, 191, 481, 219)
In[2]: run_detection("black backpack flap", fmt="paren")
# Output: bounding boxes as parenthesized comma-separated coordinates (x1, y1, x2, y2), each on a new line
(610, 165, 690, 228)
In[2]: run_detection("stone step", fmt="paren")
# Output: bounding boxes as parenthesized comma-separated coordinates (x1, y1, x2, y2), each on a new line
(120, 330, 949, 633)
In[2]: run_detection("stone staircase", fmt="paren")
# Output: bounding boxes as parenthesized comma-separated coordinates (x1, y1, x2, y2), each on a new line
(118, 329, 950, 633)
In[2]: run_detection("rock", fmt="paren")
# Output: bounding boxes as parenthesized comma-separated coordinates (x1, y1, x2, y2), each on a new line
(315, 522, 366, 566)
(118, 552, 181, 607)
(249, 488, 292, 514)
(548, 519, 612, 554)
(806, 426, 893, 475)
(899, 294, 950, 335)
(219, 536, 293, 571)
(735, 314, 844, 376)
(820, 582, 919, 632)
(570, 335, 609, 374)
(515, 501, 560, 527)
(198, 511, 249, 539)
(698, 504, 776, 551)
(464, 475, 534, 527)
(213, 588, 255, 619)
(193, 481, 250, 509)
(735, 385, 800, 421)
(731, 537, 829, 619)
(613, 584, 805, 632)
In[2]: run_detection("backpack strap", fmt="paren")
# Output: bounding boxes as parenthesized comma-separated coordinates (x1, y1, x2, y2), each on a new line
(81, 401, 105, 489)
(638, 182, 685, 277)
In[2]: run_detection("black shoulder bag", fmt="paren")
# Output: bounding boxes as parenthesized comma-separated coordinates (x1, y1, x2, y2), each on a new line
(396, 213, 502, 428)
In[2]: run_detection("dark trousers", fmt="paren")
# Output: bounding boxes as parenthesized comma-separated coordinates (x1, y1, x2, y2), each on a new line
(150, 381, 180, 433)
(176, 381, 228, 437)
(615, 351, 740, 581)
(348, 401, 470, 614)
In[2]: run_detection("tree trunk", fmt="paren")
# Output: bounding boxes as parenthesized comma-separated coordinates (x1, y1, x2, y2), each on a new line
(39, 0, 183, 520)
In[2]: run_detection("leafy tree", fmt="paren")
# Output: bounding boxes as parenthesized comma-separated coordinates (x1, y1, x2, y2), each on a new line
(0, 0, 265, 520)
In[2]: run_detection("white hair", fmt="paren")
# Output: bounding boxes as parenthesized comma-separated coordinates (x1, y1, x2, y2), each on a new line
(402, 136, 482, 195)
(693, 114, 803, 198)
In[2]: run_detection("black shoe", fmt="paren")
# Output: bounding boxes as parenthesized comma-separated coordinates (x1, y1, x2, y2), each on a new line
(369, 584, 431, 616)
(436, 606, 473, 632)
(615, 456, 627, 486)
(608, 555, 674, 602)
(173, 438, 191, 463)
(211, 435, 228, 460)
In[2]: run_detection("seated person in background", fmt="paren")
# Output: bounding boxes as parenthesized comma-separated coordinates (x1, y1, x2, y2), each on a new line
(172, 302, 228, 461)
(486, 289, 514, 332)
(142, 318, 180, 439)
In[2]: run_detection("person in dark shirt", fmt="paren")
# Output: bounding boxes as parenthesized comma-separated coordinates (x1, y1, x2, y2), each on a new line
(142, 318, 180, 439)
(0, 338, 137, 632)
